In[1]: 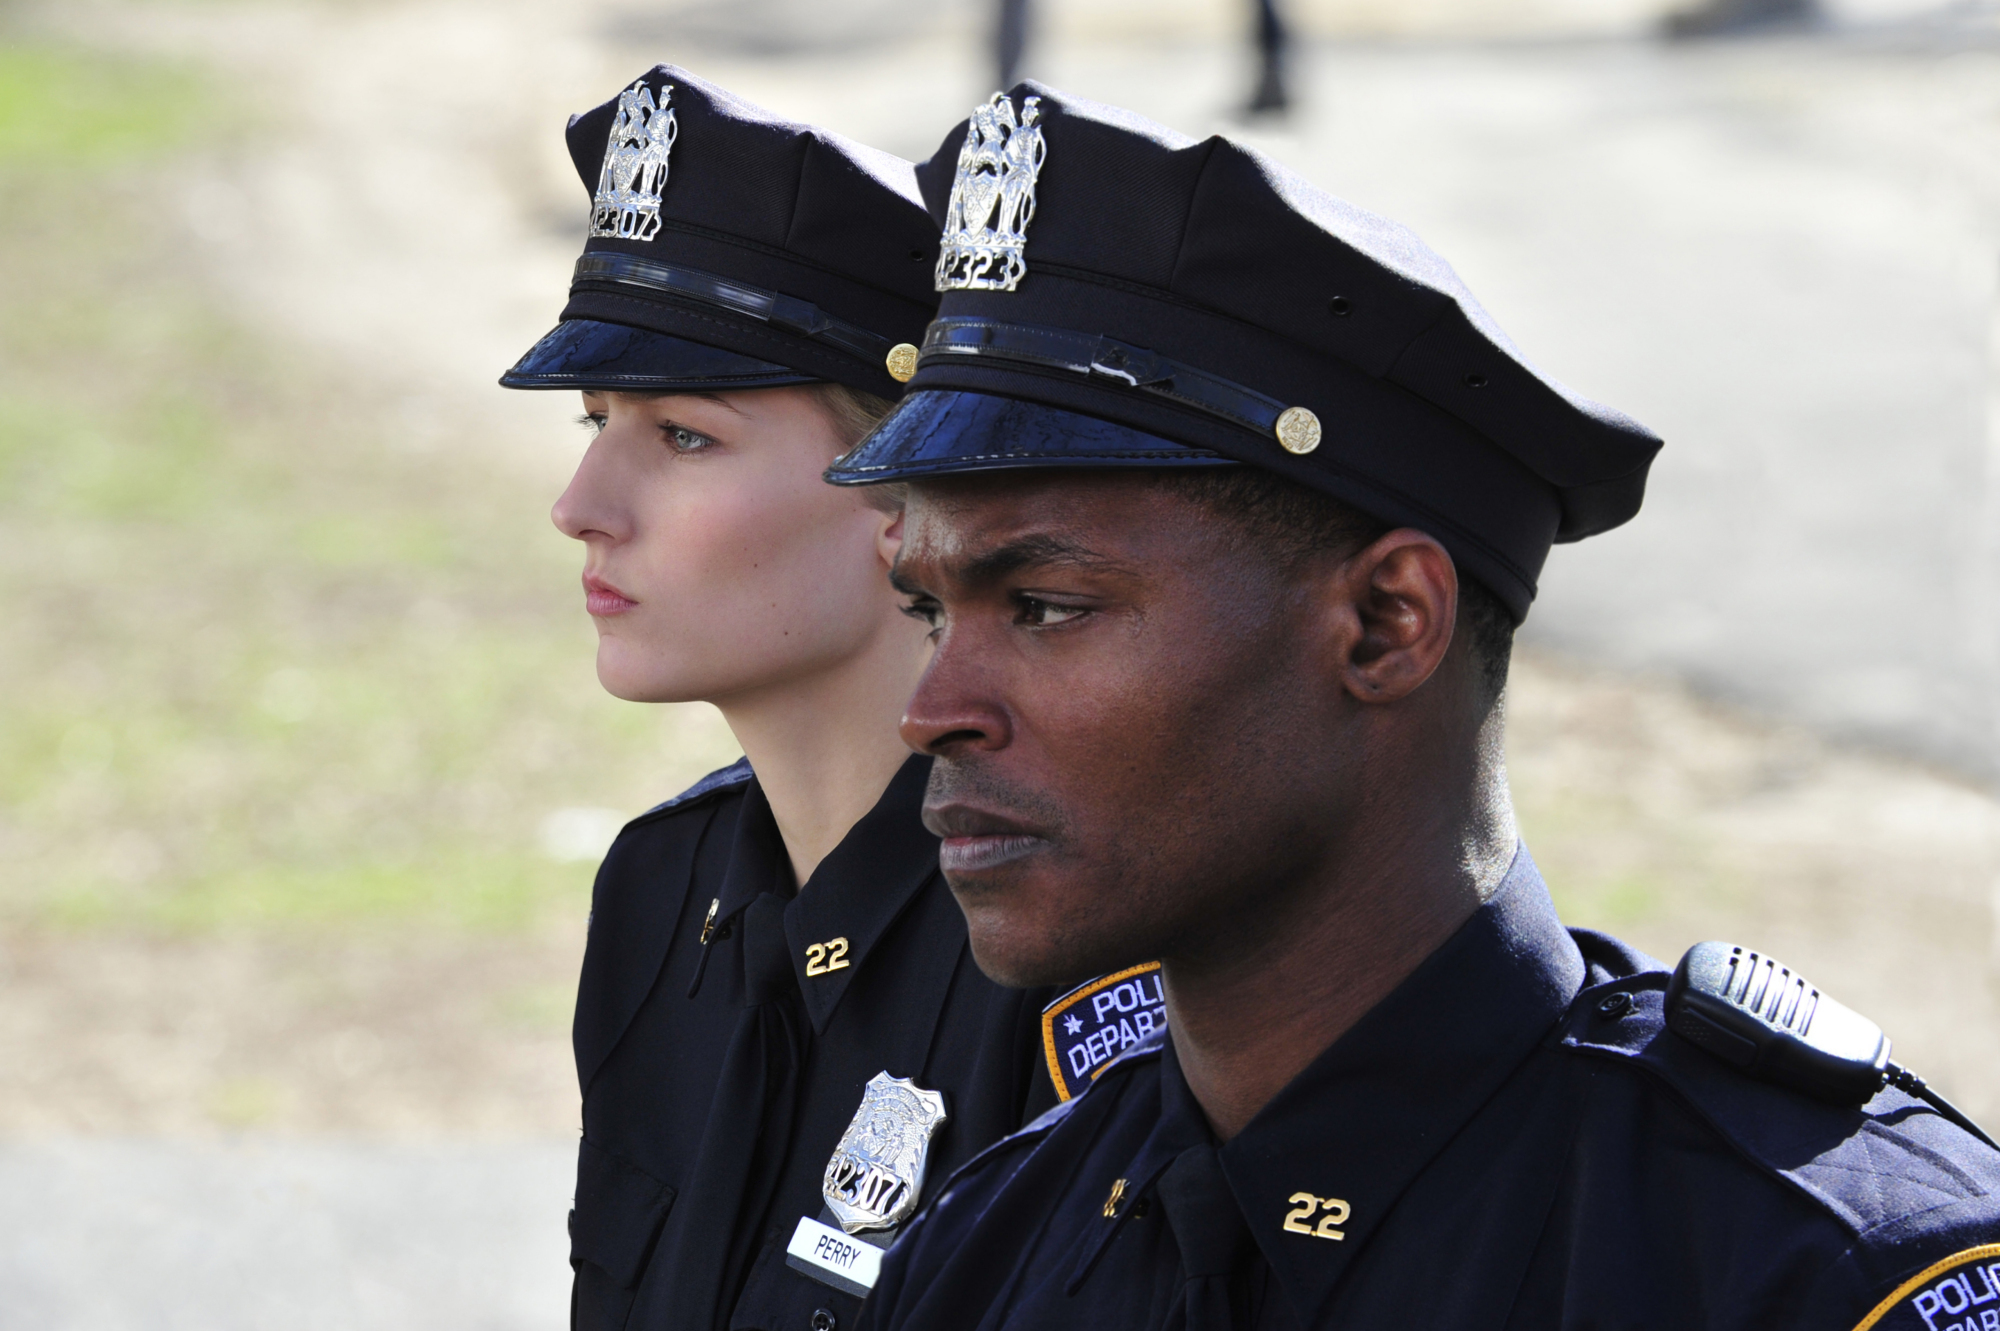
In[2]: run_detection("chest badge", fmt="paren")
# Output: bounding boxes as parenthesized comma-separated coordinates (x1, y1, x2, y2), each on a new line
(1041, 962, 1167, 1101)
(590, 81, 677, 241)
(936, 92, 1047, 293)
(823, 1071, 951, 1233)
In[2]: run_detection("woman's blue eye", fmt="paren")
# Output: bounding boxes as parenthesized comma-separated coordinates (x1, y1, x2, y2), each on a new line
(667, 426, 713, 452)
(577, 413, 607, 436)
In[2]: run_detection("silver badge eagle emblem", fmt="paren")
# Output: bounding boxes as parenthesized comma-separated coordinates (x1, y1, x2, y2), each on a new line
(590, 81, 678, 242)
(936, 92, 1047, 294)
(822, 1072, 950, 1234)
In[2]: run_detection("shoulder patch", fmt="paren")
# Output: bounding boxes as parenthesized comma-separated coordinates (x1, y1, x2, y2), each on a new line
(1041, 962, 1168, 1101)
(1854, 1246, 2000, 1331)
(639, 756, 753, 819)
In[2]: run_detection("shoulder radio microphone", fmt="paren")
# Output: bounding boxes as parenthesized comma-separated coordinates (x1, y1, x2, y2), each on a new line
(1665, 941, 1996, 1150)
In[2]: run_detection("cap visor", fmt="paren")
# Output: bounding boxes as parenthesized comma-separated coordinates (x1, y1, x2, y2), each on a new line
(499, 319, 817, 391)
(826, 390, 1232, 485)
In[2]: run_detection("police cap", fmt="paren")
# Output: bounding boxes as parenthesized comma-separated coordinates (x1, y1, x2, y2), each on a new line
(502, 66, 939, 400)
(825, 84, 1663, 620)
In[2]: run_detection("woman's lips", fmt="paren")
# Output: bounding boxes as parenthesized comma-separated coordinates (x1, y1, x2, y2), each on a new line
(583, 575, 638, 617)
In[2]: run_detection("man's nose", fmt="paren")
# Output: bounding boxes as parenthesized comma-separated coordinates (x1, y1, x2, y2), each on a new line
(899, 628, 1013, 757)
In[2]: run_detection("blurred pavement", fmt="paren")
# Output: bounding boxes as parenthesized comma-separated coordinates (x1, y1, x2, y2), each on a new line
(0, 1139, 572, 1331)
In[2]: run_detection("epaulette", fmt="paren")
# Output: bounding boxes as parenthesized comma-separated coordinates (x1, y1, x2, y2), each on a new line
(922, 1035, 1172, 1224)
(634, 756, 754, 821)
(1559, 975, 1999, 1236)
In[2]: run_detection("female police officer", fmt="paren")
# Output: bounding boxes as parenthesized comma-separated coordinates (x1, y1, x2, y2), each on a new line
(499, 68, 1056, 1331)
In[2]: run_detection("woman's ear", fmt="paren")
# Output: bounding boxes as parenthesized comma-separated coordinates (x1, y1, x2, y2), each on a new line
(1335, 530, 1459, 704)
(875, 505, 907, 571)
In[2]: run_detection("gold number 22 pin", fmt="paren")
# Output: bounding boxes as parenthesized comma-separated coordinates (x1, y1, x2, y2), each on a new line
(805, 937, 851, 977)
(1282, 1192, 1349, 1241)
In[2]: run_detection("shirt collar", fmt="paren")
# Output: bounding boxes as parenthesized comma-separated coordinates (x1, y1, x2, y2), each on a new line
(713, 775, 794, 924)
(714, 754, 944, 1033)
(1159, 847, 1583, 1327)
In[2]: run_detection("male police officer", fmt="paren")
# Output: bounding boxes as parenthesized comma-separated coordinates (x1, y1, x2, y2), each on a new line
(828, 85, 2000, 1328)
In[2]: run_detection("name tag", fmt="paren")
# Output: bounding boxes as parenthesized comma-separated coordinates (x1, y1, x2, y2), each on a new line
(785, 1215, 884, 1298)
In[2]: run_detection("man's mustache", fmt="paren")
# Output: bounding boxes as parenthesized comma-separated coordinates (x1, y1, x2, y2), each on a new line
(923, 756, 1072, 845)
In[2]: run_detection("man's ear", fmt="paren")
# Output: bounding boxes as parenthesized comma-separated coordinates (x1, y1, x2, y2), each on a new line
(1333, 530, 1459, 704)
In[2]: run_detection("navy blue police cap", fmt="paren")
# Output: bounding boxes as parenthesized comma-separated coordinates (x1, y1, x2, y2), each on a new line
(824, 84, 1663, 620)
(501, 66, 939, 400)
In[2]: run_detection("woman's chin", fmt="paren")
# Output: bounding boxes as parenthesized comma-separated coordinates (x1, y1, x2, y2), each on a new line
(594, 647, 700, 705)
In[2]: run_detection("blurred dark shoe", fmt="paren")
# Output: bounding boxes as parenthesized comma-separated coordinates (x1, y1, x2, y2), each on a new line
(1665, 0, 1815, 37)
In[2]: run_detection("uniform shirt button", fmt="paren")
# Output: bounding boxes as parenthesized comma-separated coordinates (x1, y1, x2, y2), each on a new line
(1596, 991, 1633, 1018)
(811, 1309, 837, 1331)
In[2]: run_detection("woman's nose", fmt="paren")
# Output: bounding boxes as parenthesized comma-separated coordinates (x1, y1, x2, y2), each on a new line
(551, 434, 625, 544)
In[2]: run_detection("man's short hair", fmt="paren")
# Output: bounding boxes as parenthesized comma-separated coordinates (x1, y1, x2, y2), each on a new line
(1148, 468, 1515, 705)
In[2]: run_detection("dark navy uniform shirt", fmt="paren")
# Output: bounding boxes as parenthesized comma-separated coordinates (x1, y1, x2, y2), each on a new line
(570, 754, 1056, 1331)
(861, 850, 2000, 1331)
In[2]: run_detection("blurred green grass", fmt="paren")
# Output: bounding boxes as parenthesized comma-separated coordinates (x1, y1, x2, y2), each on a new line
(0, 44, 212, 164)
(0, 37, 741, 935)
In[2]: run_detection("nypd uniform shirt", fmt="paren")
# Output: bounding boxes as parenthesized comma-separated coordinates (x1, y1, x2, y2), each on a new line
(569, 754, 1056, 1331)
(860, 850, 2000, 1331)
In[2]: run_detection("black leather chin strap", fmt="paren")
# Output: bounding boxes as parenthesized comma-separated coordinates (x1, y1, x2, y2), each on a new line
(919, 316, 1291, 438)
(571, 252, 895, 366)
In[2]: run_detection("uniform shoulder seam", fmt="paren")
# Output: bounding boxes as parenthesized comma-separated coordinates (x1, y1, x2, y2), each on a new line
(632, 757, 753, 824)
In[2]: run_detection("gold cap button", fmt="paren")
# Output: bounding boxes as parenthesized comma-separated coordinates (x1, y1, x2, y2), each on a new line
(1274, 406, 1321, 455)
(885, 343, 920, 383)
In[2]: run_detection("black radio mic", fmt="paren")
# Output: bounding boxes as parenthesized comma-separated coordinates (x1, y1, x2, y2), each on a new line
(1665, 941, 1995, 1151)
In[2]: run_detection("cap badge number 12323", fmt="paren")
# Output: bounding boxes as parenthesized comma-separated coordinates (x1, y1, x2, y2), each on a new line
(936, 92, 1048, 294)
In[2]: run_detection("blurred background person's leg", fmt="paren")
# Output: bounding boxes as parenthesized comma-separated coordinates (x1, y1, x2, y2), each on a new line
(1664, 0, 1816, 37)
(997, 0, 1031, 90)
(1246, 0, 1290, 116)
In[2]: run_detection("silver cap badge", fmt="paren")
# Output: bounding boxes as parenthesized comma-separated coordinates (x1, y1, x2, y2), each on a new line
(590, 82, 678, 242)
(936, 93, 1047, 294)
(822, 1072, 950, 1234)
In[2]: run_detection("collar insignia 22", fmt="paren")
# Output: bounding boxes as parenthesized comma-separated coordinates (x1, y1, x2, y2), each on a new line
(936, 92, 1047, 293)
(590, 81, 678, 242)
(822, 1071, 951, 1234)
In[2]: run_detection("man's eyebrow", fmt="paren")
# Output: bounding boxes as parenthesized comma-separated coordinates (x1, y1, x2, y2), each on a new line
(896, 534, 1130, 596)
(962, 534, 1120, 583)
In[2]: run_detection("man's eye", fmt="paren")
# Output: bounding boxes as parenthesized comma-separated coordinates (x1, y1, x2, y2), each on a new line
(1020, 597, 1086, 627)
(664, 425, 714, 453)
(900, 599, 941, 629)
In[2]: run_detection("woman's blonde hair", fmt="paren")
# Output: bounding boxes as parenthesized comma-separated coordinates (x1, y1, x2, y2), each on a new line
(814, 382, 905, 512)
(813, 382, 896, 449)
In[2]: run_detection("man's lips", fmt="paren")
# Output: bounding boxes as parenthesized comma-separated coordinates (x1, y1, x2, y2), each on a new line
(925, 803, 1050, 874)
(583, 574, 638, 617)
